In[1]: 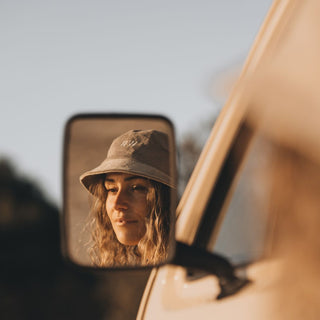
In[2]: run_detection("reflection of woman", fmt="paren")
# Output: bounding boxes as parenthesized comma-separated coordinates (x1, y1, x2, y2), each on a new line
(80, 129, 175, 267)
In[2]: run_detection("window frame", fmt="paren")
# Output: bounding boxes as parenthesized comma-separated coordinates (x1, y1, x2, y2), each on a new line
(193, 122, 256, 253)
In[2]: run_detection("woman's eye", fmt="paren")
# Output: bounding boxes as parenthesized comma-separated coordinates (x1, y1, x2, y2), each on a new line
(132, 184, 147, 192)
(106, 187, 117, 193)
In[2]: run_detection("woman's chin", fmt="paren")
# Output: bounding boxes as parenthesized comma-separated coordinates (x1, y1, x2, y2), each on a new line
(116, 232, 143, 246)
(114, 225, 146, 246)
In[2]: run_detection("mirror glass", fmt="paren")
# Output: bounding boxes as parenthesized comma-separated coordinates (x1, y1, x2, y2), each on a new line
(63, 114, 177, 268)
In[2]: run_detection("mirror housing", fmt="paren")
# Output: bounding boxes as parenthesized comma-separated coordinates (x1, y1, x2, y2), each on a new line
(62, 113, 177, 269)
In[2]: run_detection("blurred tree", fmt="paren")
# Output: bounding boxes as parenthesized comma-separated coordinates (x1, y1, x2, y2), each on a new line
(177, 115, 216, 196)
(0, 158, 149, 320)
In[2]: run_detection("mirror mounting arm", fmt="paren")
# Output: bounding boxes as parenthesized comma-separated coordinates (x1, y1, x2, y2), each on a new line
(171, 241, 251, 299)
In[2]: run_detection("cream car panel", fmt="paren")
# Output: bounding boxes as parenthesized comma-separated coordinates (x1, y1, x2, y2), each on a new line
(139, 260, 284, 320)
(139, 0, 320, 319)
(247, 0, 320, 163)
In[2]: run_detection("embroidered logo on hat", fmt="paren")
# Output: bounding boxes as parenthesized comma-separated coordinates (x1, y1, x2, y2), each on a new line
(120, 139, 138, 148)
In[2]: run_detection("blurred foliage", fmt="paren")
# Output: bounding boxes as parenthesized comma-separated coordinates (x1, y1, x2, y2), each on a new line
(0, 158, 149, 320)
(177, 115, 216, 196)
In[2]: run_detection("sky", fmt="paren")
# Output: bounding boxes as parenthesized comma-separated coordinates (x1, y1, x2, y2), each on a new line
(0, 0, 272, 205)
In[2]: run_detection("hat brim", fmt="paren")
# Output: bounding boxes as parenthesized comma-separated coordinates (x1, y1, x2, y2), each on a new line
(80, 158, 176, 195)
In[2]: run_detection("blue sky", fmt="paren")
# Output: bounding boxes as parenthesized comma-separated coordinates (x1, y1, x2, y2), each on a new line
(0, 0, 272, 205)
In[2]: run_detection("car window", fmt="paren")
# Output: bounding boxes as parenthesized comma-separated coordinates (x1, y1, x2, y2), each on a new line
(212, 134, 273, 265)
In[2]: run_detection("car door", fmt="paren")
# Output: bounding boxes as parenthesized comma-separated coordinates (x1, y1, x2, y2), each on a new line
(138, 0, 320, 318)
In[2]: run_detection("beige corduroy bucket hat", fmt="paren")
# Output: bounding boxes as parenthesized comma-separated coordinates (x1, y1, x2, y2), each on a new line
(80, 129, 176, 194)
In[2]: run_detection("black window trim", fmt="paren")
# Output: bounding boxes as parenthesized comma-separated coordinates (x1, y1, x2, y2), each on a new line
(193, 121, 255, 251)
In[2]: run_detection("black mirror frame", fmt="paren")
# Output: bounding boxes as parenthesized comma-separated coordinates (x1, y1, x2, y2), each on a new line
(61, 112, 177, 272)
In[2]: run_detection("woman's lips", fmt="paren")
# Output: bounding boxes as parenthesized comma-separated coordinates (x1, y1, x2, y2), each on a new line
(114, 218, 138, 226)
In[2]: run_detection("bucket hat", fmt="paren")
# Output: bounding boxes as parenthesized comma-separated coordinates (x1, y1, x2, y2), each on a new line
(80, 129, 176, 194)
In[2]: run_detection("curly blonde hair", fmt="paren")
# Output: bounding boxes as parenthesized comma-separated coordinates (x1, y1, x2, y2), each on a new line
(87, 175, 171, 267)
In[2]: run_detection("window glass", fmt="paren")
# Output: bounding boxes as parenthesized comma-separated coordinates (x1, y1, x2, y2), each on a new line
(211, 135, 273, 265)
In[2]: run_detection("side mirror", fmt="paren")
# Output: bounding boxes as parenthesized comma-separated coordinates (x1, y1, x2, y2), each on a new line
(62, 114, 177, 269)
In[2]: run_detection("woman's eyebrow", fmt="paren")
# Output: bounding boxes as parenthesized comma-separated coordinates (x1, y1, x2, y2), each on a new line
(104, 178, 115, 183)
(124, 176, 146, 182)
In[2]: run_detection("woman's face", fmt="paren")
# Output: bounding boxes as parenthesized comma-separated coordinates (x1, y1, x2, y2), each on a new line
(104, 173, 152, 246)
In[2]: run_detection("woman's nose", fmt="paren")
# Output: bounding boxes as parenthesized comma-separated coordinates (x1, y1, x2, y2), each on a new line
(113, 189, 129, 210)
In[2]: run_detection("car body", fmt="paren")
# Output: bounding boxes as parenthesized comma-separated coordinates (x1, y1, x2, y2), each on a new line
(137, 0, 320, 319)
